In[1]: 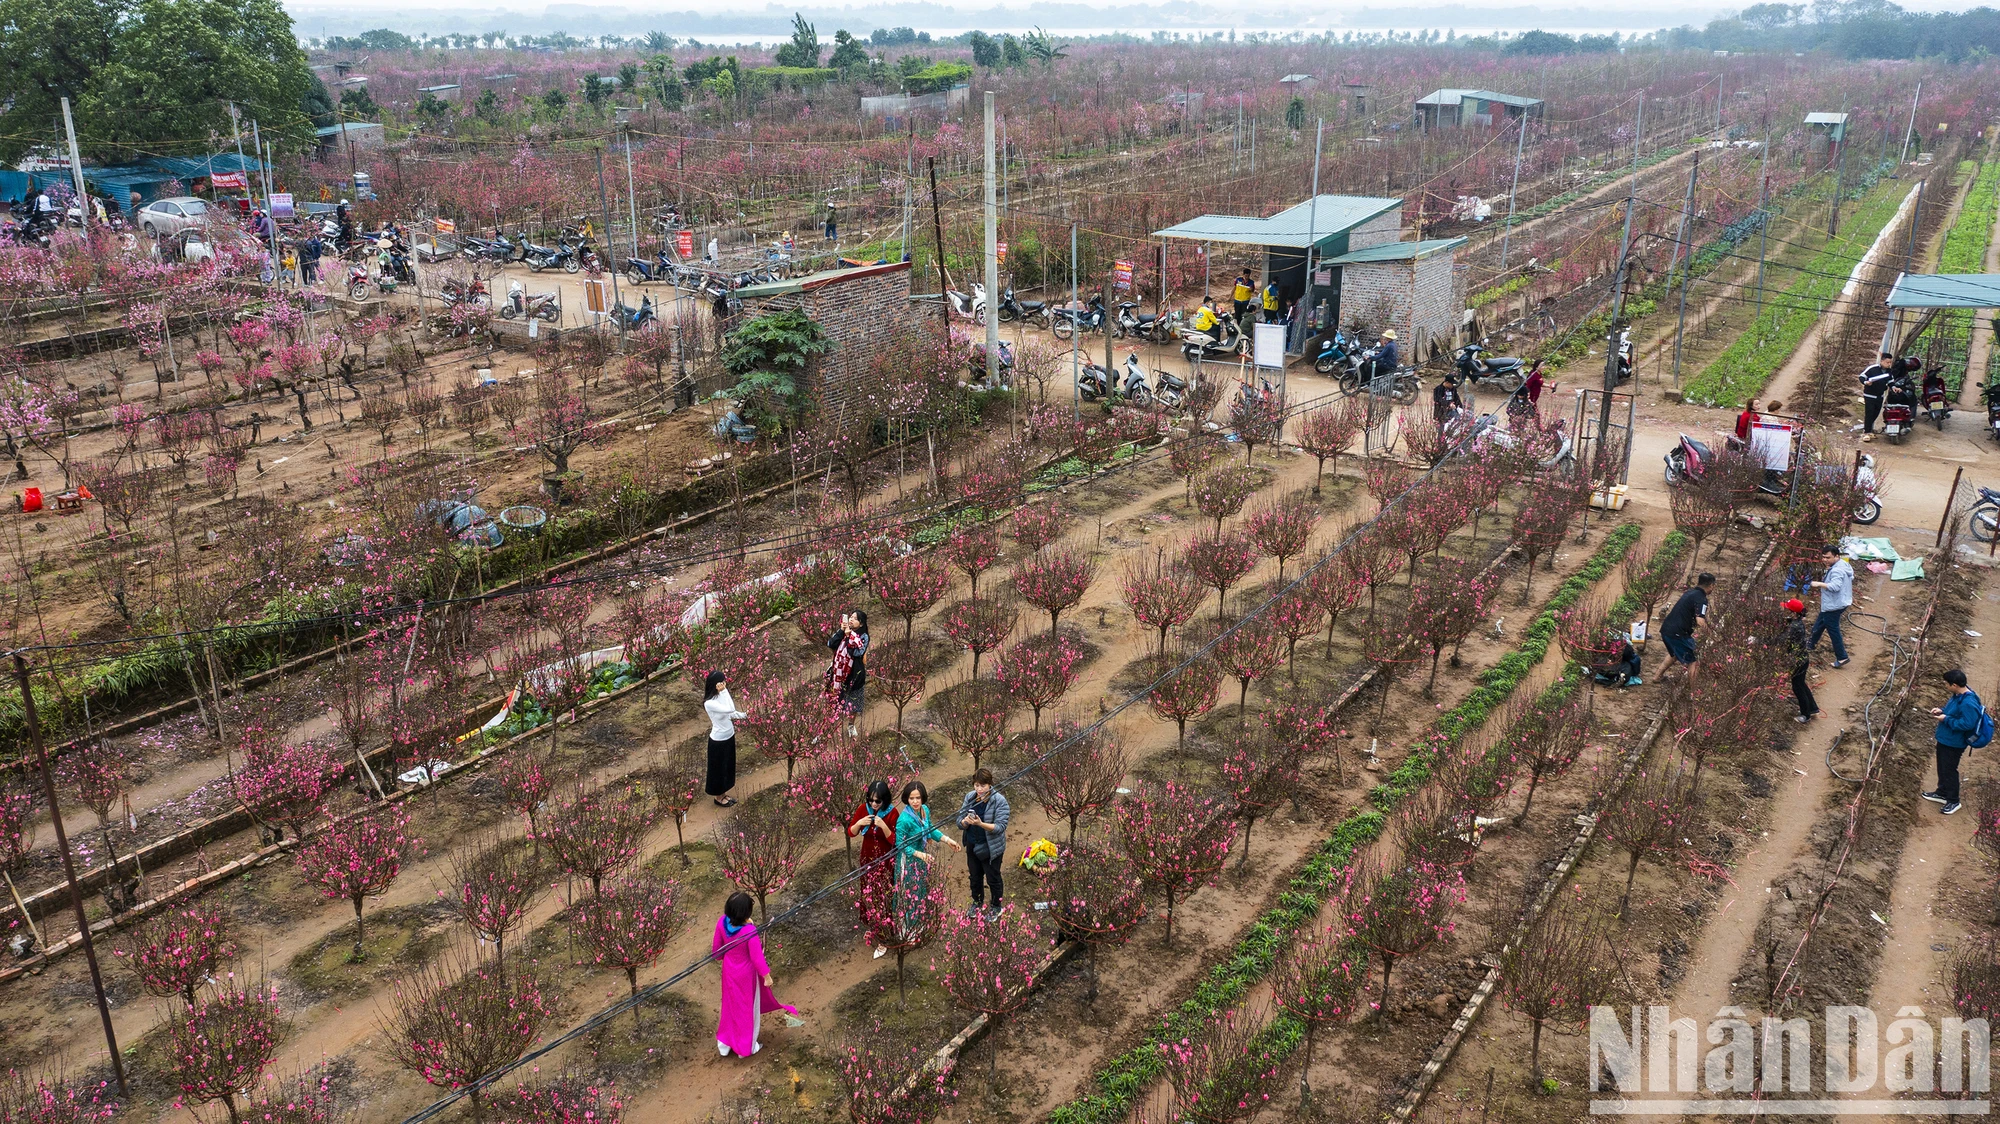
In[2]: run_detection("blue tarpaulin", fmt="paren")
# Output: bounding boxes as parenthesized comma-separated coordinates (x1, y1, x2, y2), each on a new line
(5, 153, 265, 212)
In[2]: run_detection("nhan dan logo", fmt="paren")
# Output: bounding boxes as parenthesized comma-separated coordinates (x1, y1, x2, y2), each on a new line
(1588, 1006, 1990, 1115)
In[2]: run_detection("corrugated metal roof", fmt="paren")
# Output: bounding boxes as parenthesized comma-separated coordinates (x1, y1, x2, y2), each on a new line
(1805, 112, 1850, 125)
(1154, 194, 1402, 248)
(1322, 237, 1468, 265)
(1885, 273, 2000, 309)
(735, 260, 911, 299)
(1417, 88, 1542, 110)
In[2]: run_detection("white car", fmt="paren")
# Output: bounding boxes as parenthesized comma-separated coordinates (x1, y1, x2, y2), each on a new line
(137, 196, 210, 239)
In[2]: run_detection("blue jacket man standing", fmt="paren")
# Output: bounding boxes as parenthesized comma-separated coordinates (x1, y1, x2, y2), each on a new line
(1925, 668, 1985, 815)
(1808, 544, 1853, 667)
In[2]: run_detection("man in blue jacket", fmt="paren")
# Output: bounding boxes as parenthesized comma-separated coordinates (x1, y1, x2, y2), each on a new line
(1924, 668, 1984, 815)
(957, 769, 1011, 920)
(1807, 544, 1854, 668)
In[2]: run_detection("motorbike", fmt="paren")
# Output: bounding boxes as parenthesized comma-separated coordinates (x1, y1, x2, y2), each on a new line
(1461, 414, 1576, 472)
(1984, 382, 2000, 443)
(523, 234, 582, 274)
(1179, 313, 1246, 363)
(945, 284, 988, 324)
(1923, 376, 1951, 430)
(499, 282, 561, 322)
(438, 276, 491, 309)
(1664, 433, 1786, 495)
(1314, 330, 1367, 389)
(345, 262, 395, 301)
(967, 340, 1015, 384)
(1852, 454, 1881, 525)
(1051, 295, 1108, 340)
(1879, 376, 1917, 444)
(624, 250, 681, 286)
(376, 242, 416, 286)
(997, 287, 1048, 326)
(464, 231, 523, 263)
(1127, 353, 1186, 410)
(1453, 343, 1526, 393)
(609, 295, 655, 330)
(1114, 301, 1180, 343)
(1614, 328, 1633, 383)
(1967, 486, 2000, 543)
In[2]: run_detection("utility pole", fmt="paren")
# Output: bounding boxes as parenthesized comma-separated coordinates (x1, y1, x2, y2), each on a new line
(1671, 148, 1700, 386)
(1754, 130, 1772, 346)
(595, 149, 624, 339)
(1897, 80, 1923, 176)
(1070, 221, 1079, 419)
(623, 127, 640, 261)
(1599, 94, 1643, 480)
(1499, 116, 1528, 269)
(927, 157, 950, 334)
(15, 655, 127, 1098)
(1301, 118, 1324, 350)
(59, 97, 88, 232)
(984, 93, 1000, 387)
(1830, 98, 1850, 237)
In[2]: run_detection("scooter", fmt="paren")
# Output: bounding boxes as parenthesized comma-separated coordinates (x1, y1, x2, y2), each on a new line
(464, 231, 522, 263)
(1314, 330, 1365, 386)
(997, 287, 1048, 326)
(1984, 382, 2000, 443)
(1114, 301, 1179, 342)
(609, 294, 654, 329)
(1180, 313, 1246, 363)
(1614, 328, 1633, 383)
(345, 262, 394, 301)
(438, 276, 490, 308)
(523, 235, 581, 274)
(624, 250, 680, 286)
(967, 340, 1014, 384)
(1879, 377, 1916, 445)
(945, 284, 988, 324)
(499, 281, 561, 322)
(1967, 486, 2000, 543)
(1663, 433, 1786, 494)
(1852, 454, 1881, 525)
(1051, 295, 1108, 339)
(1453, 343, 1526, 393)
(1126, 353, 1186, 409)
(1923, 375, 1951, 430)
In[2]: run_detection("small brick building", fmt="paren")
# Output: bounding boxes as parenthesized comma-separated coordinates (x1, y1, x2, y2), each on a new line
(1152, 195, 1467, 359)
(1322, 237, 1468, 363)
(734, 260, 913, 414)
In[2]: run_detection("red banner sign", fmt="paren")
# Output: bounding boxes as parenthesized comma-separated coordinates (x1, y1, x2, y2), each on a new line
(997, 240, 1007, 263)
(1112, 260, 1134, 291)
(209, 171, 247, 190)
(676, 229, 695, 257)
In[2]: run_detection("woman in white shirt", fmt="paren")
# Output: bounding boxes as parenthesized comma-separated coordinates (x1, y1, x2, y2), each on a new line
(704, 670, 748, 807)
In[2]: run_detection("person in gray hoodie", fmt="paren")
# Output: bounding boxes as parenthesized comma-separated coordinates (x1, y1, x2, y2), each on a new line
(1807, 544, 1854, 667)
(956, 769, 1011, 919)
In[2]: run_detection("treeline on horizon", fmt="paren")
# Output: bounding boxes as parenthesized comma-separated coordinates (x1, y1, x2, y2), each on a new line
(315, 1, 2000, 63)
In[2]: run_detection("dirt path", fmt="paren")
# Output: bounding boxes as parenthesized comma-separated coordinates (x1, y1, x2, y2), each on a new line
(1834, 565, 1999, 1124)
(1657, 563, 1903, 1063)
(1759, 183, 1923, 412)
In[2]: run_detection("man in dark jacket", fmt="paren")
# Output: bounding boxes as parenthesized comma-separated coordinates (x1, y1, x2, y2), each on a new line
(1925, 668, 1985, 815)
(1783, 598, 1817, 723)
(956, 769, 1011, 919)
(1659, 572, 1714, 667)
(1432, 373, 1464, 424)
(1858, 352, 1893, 433)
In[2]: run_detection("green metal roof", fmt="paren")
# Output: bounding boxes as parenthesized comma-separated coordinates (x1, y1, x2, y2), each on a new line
(1153, 194, 1402, 248)
(1884, 273, 2000, 309)
(1322, 237, 1468, 265)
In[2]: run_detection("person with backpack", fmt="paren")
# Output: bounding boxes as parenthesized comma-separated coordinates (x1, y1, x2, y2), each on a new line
(1782, 599, 1818, 723)
(1924, 668, 1990, 815)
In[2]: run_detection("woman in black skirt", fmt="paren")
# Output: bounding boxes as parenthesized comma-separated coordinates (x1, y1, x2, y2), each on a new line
(704, 670, 747, 806)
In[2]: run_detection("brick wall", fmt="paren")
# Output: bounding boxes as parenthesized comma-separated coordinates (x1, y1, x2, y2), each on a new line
(1346, 208, 1406, 251)
(1337, 250, 1465, 363)
(740, 263, 914, 417)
